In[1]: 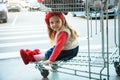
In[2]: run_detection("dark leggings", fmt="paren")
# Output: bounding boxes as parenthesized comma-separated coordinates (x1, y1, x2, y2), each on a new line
(45, 46, 79, 61)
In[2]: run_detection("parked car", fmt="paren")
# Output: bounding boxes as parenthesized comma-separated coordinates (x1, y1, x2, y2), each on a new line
(21, 1, 31, 8)
(0, 2, 8, 23)
(28, 2, 40, 11)
(72, 0, 118, 19)
(71, 11, 85, 17)
(88, 4, 119, 19)
(7, 2, 22, 12)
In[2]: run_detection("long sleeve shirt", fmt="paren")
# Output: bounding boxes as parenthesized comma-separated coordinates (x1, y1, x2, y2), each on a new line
(49, 32, 68, 62)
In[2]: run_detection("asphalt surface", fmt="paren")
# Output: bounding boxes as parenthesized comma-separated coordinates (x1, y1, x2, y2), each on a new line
(0, 57, 120, 80)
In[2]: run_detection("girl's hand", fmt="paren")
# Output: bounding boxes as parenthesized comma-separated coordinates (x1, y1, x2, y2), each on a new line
(44, 60, 52, 65)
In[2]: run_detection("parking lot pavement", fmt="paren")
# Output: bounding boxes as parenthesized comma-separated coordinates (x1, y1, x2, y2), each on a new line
(0, 58, 87, 80)
(0, 58, 43, 80)
(0, 58, 120, 80)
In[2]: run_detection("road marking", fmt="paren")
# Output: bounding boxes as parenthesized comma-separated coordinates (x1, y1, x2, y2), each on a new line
(0, 36, 92, 47)
(0, 49, 48, 59)
(0, 45, 103, 60)
(0, 26, 46, 31)
(0, 39, 102, 50)
(0, 25, 46, 28)
(0, 52, 20, 59)
(0, 30, 46, 35)
(0, 34, 48, 40)
(11, 13, 18, 26)
(0, 40, 50, 47)
(0, 35, 88, 40)
(0, 48, 49, 59)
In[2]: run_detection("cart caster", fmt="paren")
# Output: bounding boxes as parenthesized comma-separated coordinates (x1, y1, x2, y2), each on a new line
(35, 62, 50, 78)
(41, 77, 49, 80)
(114, 61, 120, 76)
(103, 78, 106, 80)
(63, 12, 68, 15)
(51, 63, 58, 71)
(41, 68, 49, 78)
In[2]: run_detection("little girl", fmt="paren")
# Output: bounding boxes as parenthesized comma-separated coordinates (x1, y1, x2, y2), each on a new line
(20, 12, 79, 65)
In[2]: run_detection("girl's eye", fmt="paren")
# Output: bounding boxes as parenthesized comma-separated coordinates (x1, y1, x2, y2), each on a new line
(56, 21, 60, 23)
(50, 22, 54, 24)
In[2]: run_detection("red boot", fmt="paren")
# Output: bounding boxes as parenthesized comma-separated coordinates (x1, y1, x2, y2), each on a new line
(20, 49, 41, 65)
(28, 49, 41, 63)
(33, 49, 40, 55)
(20, 49, 30, 65)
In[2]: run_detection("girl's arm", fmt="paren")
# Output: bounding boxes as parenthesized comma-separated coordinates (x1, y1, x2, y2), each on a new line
(49, 32, 68, 62)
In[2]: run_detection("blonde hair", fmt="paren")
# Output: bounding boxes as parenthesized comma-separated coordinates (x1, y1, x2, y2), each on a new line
(47, 16, 79, 44)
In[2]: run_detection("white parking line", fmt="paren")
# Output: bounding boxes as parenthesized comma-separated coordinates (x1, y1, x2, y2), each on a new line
(11, 13, 18, 26)
(0, 31, 46, 35)
(0, 44, 103, 60)
(0, 34, 47, 40)
(0, 36, 92, 47)
(0, 26, 47, 31)
(0, 25, 46, 29)
(0, 49, 48, 59)
(0, 40, 50, 47)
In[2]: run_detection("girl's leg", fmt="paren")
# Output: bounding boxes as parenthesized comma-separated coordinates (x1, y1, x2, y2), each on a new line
(34, 46, 54, 62)
(55, 46, 79, 61)
(45, 46, 55, 59)
(33, 53, 46, 61)
(33, 46, 55, 62)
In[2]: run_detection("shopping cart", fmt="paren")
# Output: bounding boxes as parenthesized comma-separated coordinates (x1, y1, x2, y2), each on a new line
(38, 0, 85, 15)
(35, 0, 120, 80)
(34, 52, 111, 80)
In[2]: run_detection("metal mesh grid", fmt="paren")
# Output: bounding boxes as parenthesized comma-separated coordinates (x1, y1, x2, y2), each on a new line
(39, 0, 85, 12)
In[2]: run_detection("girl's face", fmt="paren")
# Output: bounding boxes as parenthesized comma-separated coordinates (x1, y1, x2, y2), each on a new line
(49, 15, 63, 31)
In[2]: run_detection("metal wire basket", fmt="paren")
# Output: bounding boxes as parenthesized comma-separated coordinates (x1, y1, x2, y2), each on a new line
(38, 0, 85, 12)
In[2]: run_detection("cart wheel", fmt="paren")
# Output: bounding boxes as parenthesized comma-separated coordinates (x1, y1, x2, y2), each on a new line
(41, 68, 49, 78)
(114, 61, 120, 76)
(41, 77, 49, 80)
(116, 65, 120, 76)
(63, 12, 68, 15)
(103, 78, 106, 80)
(114, 62, 119, 68)
(51, 64, 58, 71)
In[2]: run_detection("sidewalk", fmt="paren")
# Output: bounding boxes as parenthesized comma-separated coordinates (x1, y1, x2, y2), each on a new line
(0, 58, 120, 80)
